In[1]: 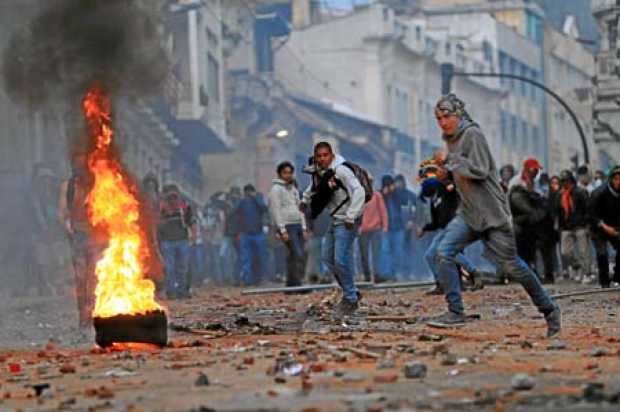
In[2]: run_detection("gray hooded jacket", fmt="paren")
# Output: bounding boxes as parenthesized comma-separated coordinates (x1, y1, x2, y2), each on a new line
(268, 178, 307, 233)
(444, 120, 511, 232)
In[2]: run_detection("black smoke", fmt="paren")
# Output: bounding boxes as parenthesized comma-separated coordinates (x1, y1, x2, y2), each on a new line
(2, 0, 169, 107)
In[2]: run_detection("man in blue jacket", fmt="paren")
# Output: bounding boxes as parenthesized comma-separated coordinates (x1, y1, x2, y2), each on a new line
(234, 184, 269, 286)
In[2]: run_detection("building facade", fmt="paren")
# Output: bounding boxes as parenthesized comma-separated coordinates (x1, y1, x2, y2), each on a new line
(274, 2, 503, 180)
(592, 0, 620, 169)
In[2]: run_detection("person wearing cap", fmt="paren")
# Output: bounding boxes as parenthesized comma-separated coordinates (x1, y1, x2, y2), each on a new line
(555, 169, 591, 283)
(588, 166, 620, 288)
(428, 93, 560, 337)
(508, 158, 548, 276)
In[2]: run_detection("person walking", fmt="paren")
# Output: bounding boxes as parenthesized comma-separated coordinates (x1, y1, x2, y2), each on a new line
(426, 94, 560, 337)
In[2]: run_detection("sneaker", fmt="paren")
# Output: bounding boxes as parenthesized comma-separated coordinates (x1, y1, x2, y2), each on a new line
(424, 286, 443, 296)
(426, 311, 467, 328)
(331, 298, 359, 321)
(545, 307, 562, 338)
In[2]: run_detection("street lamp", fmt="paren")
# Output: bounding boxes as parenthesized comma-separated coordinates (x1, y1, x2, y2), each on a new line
(439, 63, 590, 164)
(275, 129, 289, 139)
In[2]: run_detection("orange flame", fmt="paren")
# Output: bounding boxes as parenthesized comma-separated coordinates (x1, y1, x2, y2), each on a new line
(83, 86, 162, 318)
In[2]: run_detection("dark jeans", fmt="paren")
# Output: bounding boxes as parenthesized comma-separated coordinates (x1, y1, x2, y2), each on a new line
(240, 232, 268, 285)
(387, 228, 405, 279)
(189, 243, 206, 287)
(283, 224, 305, 286)
(161, 239, 191, 298)
(592, 231, 620, 287)
(359, 229, 388, 281)
(436, 216, 556, 315)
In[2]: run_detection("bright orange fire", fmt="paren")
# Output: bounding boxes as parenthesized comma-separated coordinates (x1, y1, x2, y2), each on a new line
(83, 86, 162, 318)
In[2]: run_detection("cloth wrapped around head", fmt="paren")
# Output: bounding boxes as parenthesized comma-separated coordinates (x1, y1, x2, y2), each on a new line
(435, 93, 471, 120)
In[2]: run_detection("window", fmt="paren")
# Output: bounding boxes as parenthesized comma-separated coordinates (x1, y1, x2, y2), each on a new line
(509, 58, 518, 92)
(482, 41, 493, 62)
(526, 11, 543, 44)
(499, 52, 509, 87)
(415, 26, 422, 41)
(207, 53, 220, 103)
(520, 119, 529, 153)
(510, 115, 518, 149)
(500, 110, 509, 144)
(608, 17, 618, 51)
(520, 64, 528, 97)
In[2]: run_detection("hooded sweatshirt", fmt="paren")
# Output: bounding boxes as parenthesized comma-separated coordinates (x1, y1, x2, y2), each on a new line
(443, 119, 511, 232)
(302, 154, 365, 224)
(588, 169, 620, 233)
(268, 178, 307, 233)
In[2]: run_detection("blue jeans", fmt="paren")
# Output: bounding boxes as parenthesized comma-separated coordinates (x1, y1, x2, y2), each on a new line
(284, 224, 305, 286)
(240, 232, 268, 285)
(219, 236, 240, 285)
(387, 228, 406, 279)
(161, 239, 191, 297)
(436, 216, 556, 315)
(425, 229, 477, 282)
(322, 219, 359, 303)
(190, 243, 206, 286)
(359, 229, 389, 281)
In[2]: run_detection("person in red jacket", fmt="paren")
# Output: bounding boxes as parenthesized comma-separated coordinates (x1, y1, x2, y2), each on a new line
(359, 184, 389, 282)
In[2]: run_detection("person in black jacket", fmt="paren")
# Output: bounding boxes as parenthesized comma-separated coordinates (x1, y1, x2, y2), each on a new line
(508, 159, 545, 268)
(419, 177, 480, 294)
(556, 170, 591, 282)
(588, 166, 620, 288)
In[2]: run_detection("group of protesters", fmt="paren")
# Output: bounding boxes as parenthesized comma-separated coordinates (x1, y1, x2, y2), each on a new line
(503, 160, 620, 289)
(24, 92, 618, 337)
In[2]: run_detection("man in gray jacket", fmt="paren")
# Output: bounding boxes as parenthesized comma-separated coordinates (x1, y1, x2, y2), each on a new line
(301, 142, 366, 319)
(268, 161, 308, 287)
(429, 94, 561, 338)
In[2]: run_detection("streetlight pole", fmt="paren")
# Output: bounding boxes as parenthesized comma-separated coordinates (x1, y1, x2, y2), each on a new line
(440, 63, 590, 164)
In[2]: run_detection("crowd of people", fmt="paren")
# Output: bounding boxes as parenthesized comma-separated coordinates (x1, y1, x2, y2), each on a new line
(18, 93, 618, 336)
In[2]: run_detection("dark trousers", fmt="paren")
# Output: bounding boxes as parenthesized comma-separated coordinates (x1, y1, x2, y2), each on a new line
(592, 231, 620, 287)
(537, 238, 557, 282)
(283, 224, 305, 286)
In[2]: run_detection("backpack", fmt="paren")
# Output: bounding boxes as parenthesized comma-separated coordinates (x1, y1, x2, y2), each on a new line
(342, 161, 373, 203)
(307, 161, 372, 219)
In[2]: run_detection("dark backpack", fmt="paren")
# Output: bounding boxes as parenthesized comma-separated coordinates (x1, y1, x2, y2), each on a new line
(307, 161, 372, 219)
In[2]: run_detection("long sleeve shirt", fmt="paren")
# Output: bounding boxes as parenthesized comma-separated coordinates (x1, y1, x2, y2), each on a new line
(444, 120, 511, 232)
(302, 155, 365, 223)
(360, 191, 388, 233)
(268, 179, 307, 232)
